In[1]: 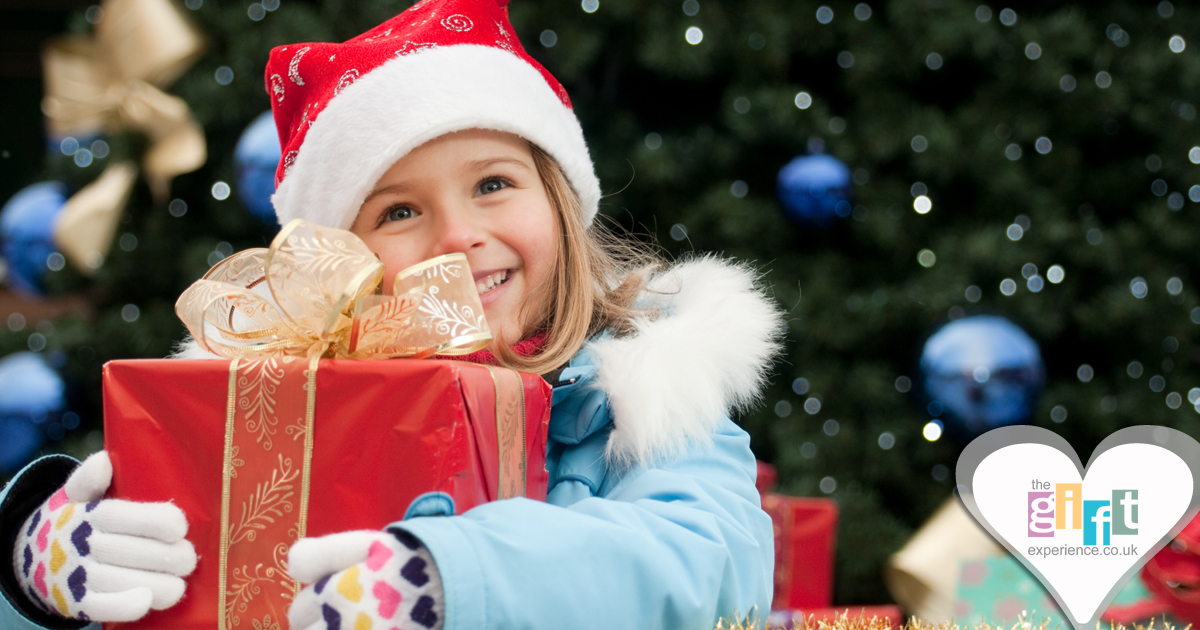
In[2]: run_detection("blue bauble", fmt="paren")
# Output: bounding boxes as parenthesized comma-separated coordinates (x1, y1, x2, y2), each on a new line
(234, 111, 282, 225)
(776, 154, 852, 226)
(0, 182, 69, 296)
(920, 316, 1044, 437)
(0, 352, 65, 472)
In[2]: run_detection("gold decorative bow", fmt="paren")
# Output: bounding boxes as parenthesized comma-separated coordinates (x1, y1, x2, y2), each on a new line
(54, 161, 137, 275)
(176, 220, 493, 366)
(41, 0, 207, 201)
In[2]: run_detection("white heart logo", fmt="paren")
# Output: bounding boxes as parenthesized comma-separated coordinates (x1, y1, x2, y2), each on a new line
(957, 425, 1200, 630)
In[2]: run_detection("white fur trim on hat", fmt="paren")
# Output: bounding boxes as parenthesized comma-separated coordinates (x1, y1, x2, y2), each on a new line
(271, 45, 601, 230)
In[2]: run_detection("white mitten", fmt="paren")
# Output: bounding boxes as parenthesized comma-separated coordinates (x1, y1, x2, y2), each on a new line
(12, 451, 197, 622)
(288, 529, 444, 630)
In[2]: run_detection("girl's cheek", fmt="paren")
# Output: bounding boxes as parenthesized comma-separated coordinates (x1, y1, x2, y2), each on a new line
(369, 249, 426, 295)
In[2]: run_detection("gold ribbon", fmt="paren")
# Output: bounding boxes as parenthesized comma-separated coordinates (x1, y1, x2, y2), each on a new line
(53, 161, 137, 275)
(176, 219, 493, 368)
(487, 366, 528, 500)
(218, 356, 312, 630)
(216, 359, 528, 630)
(41, 0, 207, 200)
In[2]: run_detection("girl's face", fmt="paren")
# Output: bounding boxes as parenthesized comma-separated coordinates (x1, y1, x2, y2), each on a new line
(349, 129, 558, 345)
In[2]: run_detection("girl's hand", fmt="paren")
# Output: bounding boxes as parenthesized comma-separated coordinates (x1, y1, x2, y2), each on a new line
(288, 529, 444, 630)
(12, 451, 196, 622)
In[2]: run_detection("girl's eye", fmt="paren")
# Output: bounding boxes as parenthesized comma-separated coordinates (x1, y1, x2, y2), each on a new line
(382, 205, 416, 223)
(477, 178, 510, 196)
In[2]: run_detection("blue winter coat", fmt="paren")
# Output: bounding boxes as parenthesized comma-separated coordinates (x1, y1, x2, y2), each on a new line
(0, 257, 782, 630)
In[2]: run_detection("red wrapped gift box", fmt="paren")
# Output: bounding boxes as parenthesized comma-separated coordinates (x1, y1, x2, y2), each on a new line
(762, 492, 838, 610)
(103, 358, 551, 630)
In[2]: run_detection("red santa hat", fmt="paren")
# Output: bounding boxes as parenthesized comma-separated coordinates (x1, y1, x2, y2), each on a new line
(264, 0, 601, 230)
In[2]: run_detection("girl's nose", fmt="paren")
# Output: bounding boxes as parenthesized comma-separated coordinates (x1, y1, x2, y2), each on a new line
(431, 202, 487, 255)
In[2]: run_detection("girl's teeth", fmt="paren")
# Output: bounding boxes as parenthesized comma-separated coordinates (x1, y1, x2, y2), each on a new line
(476, 270, 508, 294)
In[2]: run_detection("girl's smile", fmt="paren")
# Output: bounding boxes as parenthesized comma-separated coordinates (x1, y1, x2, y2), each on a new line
(474, 268, 511, 303)
(348, 129, 559, 347)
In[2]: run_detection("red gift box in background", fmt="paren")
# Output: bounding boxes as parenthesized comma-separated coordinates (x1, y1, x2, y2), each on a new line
(103, 358, 551, 630)
(762, 492, 839, 610)
(757, 461, 838, 610)
(1140, 511, 1200, 626)
(757, 461, 903, 628)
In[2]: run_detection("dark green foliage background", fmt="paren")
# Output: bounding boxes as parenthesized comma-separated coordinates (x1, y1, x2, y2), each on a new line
(3, 0, 1199, 606)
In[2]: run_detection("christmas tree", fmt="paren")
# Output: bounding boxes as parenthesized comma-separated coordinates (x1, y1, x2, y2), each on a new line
(2, 0, 1198, 606)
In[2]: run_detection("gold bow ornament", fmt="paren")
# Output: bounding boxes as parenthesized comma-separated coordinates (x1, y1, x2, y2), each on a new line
(42, 0, 207, 201)
(53, 161, 138, 274)
(176, 219, 493, 366)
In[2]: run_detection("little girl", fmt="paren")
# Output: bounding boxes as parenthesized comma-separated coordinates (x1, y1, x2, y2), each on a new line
(0, 1, 784, 628)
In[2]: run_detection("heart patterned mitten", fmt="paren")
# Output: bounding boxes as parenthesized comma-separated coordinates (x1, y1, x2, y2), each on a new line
(289, 529, 444, 630)
(12, 451, 197, 622)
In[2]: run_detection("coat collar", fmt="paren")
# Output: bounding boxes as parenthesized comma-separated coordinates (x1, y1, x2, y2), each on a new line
(572, 256, 785, 468)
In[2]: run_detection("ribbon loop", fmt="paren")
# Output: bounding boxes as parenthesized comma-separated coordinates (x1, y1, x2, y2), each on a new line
(177, 219, 492, 362)
(41, 0, 207, 200)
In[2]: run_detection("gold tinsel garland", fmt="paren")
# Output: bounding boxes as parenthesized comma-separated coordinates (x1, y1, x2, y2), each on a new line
(715, 610, 1192, 630)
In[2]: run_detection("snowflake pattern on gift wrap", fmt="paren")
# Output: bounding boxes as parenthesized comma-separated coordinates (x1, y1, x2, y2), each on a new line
(288, 47, 310, 85)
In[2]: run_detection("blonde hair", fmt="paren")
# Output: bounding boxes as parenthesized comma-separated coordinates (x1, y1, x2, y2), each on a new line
(491, 143, 661, 374)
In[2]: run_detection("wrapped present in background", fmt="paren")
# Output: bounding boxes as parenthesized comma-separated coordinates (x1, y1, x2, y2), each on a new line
(756, 461, 838, 609)
(885, 495, 1169, 629)
(953, 554, 1069, 628)
(105, 358, 551, 630)
(763, 492, 839, 610)
(1139, 511, 1200, 626)
(954, 554, 1158, 628)
(758, 460, 897, 620)
(885, 498, 1002, 623)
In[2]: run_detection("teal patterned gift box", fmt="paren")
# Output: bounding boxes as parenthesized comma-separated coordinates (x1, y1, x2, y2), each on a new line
(954, 555, 1152, 628)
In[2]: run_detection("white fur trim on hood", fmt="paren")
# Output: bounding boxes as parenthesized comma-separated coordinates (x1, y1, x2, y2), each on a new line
(173, 256, 786, 467)
(588, 256, 785, 468)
